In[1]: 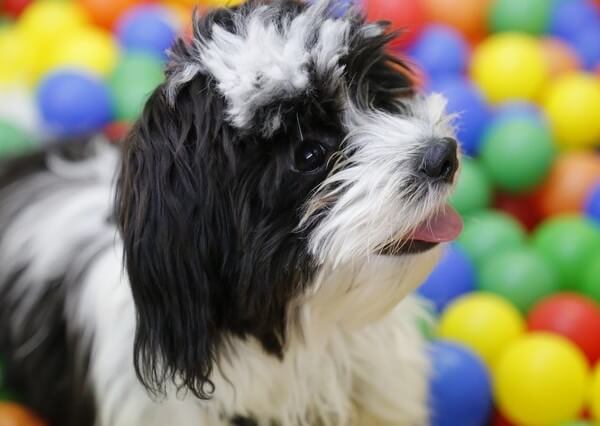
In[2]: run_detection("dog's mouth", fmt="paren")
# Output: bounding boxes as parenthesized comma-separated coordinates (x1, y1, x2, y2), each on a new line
(378, 204, 463, 256)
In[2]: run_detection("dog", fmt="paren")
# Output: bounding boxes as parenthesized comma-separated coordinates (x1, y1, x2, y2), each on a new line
(0, 1, 461, 425)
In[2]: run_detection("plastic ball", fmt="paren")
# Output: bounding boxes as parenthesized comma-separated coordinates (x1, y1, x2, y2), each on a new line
(116, 5, 177, 59)
(18, 0, 89, 50)
(79, 0, 139, 29)
(0, 28, 37, 85)
(535, 152, 600, 217)
(423, 0, 491, 42)
(429, 77, 491, 156)
(364, 0, 426, 48)
(480, 116, 555, 193)
(479, 248, 559, 314)
(417, 245, 476, 313)
(457, 210, 526, 268)
(569, 25, 600, 71)
(550, 0, 600, 42)
(488, 0, 552, 34)
(0, 402, 46, 426)
(46, 27, 119, 76)
(428, 341, 493, 426)
(1, 0, 33, 18)
(528, 294, 600, 364)
(409, 25, 469, 79)
(586, 183, 600, 225)
(109, 53, 164, 121)
(532, 215, 600, 290)
(580, 253, 600, 305)
(543, 72, 600, 150)
(197, 0, 246, 7)
(494, 191, 543, 231)
(438, 293, 524, 368)
(560, 422, 593, 426)
(495, 333, 589, 426)
(0, 121, 33, 158)
(37, 71, 113, 136)
(450, 158, 491, 216)
(541, 37, 582, 78)
(470, 32, 548, 104)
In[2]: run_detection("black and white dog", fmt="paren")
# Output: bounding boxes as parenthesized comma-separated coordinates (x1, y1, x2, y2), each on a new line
(0, 1, 462, 425)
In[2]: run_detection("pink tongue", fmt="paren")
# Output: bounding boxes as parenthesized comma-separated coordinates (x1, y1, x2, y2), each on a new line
(410, 205, 463, 243)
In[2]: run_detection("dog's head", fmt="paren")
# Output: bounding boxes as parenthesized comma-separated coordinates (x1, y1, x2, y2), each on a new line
(116, 0, 460, 399)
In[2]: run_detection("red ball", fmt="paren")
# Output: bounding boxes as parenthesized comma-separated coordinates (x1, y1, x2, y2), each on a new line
(491, 410, 514, 426)
(494, 192, 543, 232)
(1, 0, 33, 17)
(364, 0, 426, 48)
(528, 293, 600, 364)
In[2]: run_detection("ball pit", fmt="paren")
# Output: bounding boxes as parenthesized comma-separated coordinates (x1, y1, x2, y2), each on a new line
(494, 333, 589, 426)
(438, 293, 524, 368)
(0, 0, 599, 424)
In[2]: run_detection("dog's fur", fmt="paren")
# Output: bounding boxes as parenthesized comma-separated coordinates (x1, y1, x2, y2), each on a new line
(0, 1, 458, 425)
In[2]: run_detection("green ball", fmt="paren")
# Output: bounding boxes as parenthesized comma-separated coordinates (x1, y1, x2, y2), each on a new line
(0, 120, 33, 158)
(489, 0, 552, 34)
(457, 210, 527, 268)
(577, 252, 600, 304)
(480, 117, 555, 193)
(450, 158, 492, 216)
(532, 216, 600, 290)
(478, 248, 560, 314)
(109, 53, 165, 121)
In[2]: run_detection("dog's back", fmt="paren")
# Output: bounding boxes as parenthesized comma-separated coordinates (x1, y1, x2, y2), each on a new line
(0, 139, 118, 425)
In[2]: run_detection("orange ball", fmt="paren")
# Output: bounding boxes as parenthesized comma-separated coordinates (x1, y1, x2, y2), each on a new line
(78, 0, 140, 29)
(423, 0, 492, 42)
(541, 37, 582, 79)
(535, 152, 600, 217)
(0, 403, 46, 426)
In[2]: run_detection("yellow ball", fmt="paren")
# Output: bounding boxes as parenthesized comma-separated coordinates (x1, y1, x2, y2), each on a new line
(197, 0, 246, 7)
(18, 0, 89, 50)
(437, 293, 524, 368)
(46, 27, 119, 76)
(0, 28, 38, 86)
(591, 363, 600, 422)
(470, 32, 549, 104)
(495, 333, 589, 426)
(543, 72, 600, 150)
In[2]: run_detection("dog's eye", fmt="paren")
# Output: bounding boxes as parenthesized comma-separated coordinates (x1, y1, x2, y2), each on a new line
(294, 141, 327, 173)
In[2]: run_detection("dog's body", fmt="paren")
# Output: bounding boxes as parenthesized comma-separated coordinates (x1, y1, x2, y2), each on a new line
(0, 1, 460, 425)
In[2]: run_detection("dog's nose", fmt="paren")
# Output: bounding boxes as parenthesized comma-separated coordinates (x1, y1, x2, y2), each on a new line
(419, 137, 458, 182)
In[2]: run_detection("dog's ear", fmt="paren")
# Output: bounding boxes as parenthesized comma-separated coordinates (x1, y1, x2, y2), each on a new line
(115, 73, 230, 399)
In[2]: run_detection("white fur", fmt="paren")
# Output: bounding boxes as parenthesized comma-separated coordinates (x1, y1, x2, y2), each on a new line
(0, 138, 437, 425)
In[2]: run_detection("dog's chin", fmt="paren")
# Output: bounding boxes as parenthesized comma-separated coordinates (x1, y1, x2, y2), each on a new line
(377, 240, 439, 256)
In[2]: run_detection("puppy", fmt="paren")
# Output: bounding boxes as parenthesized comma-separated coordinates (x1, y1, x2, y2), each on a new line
(0, 1, 461, 425)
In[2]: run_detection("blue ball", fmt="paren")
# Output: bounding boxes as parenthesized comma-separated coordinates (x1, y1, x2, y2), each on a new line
(417, 245, 475, 313)
(571, 25, 600, 70)
(428, 341, 493, 426)
(429, 77, 491, 156)
(409, 25, 469, 79)
(494, 101, 546, 125)
(117, 5, 177, 59)
(585, 183, 600, 225)
(550, 0, 600, 42)
(37, 71, 113, 136)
